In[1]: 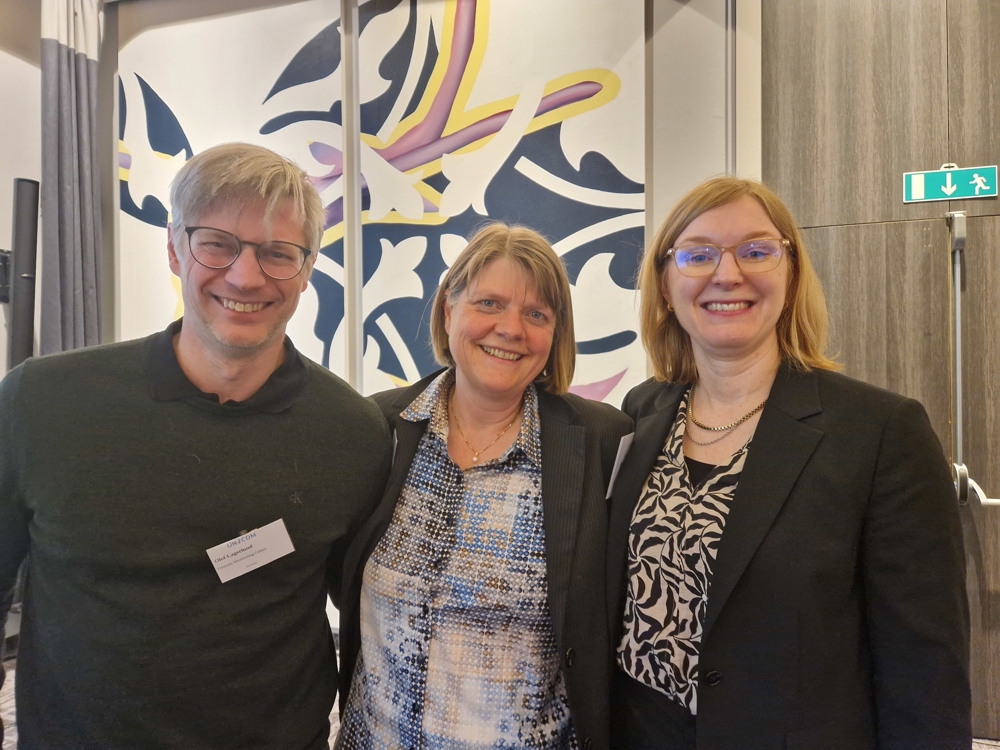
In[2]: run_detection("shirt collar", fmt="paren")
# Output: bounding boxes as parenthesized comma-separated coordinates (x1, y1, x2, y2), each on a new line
(401, 369, 542, 468)
(148, 318, 306, 414)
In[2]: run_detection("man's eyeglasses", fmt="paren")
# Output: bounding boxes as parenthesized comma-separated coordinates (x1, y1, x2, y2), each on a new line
(662, 238, 792, 277)
(184, 226, 312, 280)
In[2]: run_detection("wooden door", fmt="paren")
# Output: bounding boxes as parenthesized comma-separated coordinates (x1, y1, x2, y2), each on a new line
(764, 0, 1000, 737)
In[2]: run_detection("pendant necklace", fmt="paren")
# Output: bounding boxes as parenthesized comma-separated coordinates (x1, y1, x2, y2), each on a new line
(451, 396, 520, 463)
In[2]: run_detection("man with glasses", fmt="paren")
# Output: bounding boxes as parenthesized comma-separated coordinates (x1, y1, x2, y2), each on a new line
(0, 143, 392, 749)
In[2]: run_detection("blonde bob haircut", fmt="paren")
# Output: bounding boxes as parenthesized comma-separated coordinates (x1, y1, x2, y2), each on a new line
(169, 142, 325, 254)
(639, 175, 838, 383)
(430, 223, 576, 395)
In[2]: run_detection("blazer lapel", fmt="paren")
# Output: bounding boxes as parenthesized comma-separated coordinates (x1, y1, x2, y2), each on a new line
(702, 367, 825, 638)
(606, 384, 685, 641)
(538, 392, 586, 648)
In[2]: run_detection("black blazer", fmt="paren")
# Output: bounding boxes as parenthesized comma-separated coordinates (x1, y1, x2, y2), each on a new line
(608, 366, 971, 750)
(340, 371, 634, 750)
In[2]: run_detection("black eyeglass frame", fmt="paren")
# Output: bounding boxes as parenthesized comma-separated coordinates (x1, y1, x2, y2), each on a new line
(183, 225, 313, 280)
(661, 237, 793, 276)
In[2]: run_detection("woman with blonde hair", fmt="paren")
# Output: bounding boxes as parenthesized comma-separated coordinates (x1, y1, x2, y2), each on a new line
(337, 223, 632, 750)
(607, 176, 970, 749)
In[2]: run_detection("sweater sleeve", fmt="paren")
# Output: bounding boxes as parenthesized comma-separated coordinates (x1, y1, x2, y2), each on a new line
(326, 404, 393, 610)
(862, 397, 971, 749)
(0, 364, 31, 742)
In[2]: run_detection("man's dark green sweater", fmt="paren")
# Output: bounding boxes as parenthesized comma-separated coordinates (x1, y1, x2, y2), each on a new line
(0, 320, 392, 749)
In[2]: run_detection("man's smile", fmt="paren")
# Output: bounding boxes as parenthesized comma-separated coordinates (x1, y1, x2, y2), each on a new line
(216, 296, 270, 313)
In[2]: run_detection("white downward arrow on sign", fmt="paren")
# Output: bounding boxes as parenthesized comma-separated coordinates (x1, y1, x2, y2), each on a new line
(942, 173, 957, 195)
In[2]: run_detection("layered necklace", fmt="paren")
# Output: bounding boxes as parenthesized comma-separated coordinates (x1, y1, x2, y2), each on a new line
(450, 393, 522, 463)
(686, 382, 767, 446)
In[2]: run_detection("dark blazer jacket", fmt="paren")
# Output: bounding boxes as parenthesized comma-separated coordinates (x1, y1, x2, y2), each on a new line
(339, 371, 634, 750)
(608, 366, 971, 750)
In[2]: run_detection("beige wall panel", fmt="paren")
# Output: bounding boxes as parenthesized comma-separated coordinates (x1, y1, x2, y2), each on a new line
(961, 215, 1000, 737)
(947, 0, 1000, 219)
(962, 216, 1000, 739)
(762, 0, 948, 228)
(803, 221, 952, 446)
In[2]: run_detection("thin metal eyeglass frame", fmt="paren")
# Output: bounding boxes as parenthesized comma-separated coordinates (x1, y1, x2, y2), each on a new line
(662, 238, 792, 277)
(183, 226, 313, 280)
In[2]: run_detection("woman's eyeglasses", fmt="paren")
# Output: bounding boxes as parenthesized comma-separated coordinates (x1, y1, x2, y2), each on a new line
(662, 238, 792, 277)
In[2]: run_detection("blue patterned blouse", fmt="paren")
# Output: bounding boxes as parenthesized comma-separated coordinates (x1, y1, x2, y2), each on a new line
(336, 370, 577, 750)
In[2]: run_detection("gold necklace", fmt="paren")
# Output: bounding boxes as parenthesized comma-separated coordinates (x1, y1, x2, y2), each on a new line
(450, 397, 521, 463)
(685, 420, 738, 446)
(688, 383, 768, 431)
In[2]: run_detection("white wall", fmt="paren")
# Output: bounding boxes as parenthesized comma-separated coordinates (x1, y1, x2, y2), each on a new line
(647, 0, 761, 227)
(0, 22, 42, 377)
(735, 0, 762, 181)
(647, 0, 729, 227)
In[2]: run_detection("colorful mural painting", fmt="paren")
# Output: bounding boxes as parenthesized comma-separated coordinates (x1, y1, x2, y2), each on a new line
(118, 0, 645, 401)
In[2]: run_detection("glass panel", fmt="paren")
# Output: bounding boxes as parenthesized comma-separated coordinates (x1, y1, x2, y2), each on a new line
(356, 0, 646, 402)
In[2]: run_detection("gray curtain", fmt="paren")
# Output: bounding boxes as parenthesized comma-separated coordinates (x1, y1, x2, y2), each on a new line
(40, 0, 102, 354)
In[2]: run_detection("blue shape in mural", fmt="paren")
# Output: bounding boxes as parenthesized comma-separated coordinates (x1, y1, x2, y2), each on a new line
(118, 77, 178, 228)
(577, 331, 638, 355)
(137, 75, 192, 160)
(264, 20, 342, 103)
(360, 0, 418, 135)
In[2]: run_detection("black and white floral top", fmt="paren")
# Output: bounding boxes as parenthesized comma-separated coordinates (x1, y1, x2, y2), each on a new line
(616, 388, 748, 715)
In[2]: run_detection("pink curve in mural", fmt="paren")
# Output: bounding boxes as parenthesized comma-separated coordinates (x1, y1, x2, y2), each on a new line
(385, 80, 604, 174)
(568, 369, 627, 402)
(379, 0, 479, 161)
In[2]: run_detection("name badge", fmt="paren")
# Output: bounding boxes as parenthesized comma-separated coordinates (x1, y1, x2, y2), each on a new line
(606, 432, 635, 500)
(206, 518, 295, 583)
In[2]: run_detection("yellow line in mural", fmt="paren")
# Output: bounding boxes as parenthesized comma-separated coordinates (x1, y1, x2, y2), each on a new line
(321, 224, 346, 247)
(442, 0, 492, 137)
(363, 209, 450, 227)
(378, 0, 465, 149)
(360, 0, 620, 192)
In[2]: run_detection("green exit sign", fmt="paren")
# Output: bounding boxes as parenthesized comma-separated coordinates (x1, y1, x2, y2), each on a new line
(903, 164, 998, 203)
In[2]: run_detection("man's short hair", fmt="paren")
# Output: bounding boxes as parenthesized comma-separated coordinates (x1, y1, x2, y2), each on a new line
(169, 143, 326, 253)
(429, 222, 576, 395)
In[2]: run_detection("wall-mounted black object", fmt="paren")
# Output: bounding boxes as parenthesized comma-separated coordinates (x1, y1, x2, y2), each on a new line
(0, 247, 9, 304)
(8, 178, 40, 370)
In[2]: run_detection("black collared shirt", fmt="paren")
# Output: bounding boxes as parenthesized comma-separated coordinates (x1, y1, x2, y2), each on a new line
(148, 318, 306, 414)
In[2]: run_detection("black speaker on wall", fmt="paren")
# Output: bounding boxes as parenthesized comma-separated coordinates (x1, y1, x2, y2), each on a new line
(6, 178, 40, 371)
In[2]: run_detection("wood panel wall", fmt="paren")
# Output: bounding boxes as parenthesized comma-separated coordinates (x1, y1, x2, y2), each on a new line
(763, 0, 1000, 738)
(963, 216, 1000, 734)
(963, 216, 1000, 503)
(761, 0, 948, 228)
(948, 0, 1000, 218)
(803, 221, 951, 443)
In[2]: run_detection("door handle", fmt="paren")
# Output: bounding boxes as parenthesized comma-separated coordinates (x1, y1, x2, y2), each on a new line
(955, 462, 1000, 507)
